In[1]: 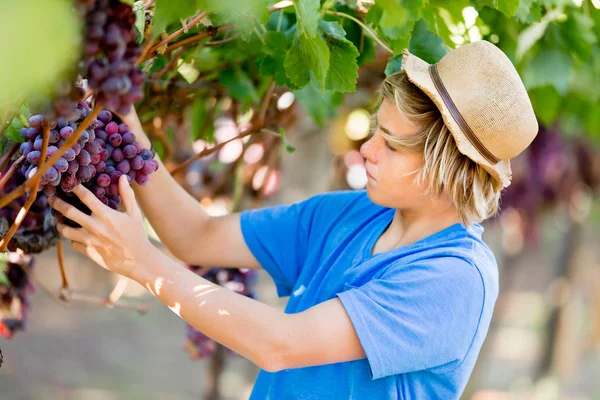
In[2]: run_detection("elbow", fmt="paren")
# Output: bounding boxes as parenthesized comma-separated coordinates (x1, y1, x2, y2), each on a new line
(256, 326, 290, 373)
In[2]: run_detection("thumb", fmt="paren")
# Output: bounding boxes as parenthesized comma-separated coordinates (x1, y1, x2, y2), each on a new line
(119, 174, 141, 218)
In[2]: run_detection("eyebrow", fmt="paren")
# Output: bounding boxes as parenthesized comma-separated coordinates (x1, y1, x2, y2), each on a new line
(374, 114, 398, 138)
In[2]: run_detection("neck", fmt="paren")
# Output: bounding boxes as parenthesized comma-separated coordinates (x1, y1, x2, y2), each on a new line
(383, 204, 461, 249)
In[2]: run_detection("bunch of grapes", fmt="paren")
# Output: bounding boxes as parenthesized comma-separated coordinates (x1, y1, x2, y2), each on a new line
(78, 0, 144, 115)
(0, 253, 35, 339)
(183, 266, 259, 359)
(0, 170, 58, 254)
(17, 105, 158, 226)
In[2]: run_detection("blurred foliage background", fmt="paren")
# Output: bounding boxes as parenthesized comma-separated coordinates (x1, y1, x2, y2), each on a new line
(1, 0, 600, 399)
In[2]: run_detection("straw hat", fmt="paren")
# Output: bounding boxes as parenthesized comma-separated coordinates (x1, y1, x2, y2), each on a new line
(401, 40, 539, 188)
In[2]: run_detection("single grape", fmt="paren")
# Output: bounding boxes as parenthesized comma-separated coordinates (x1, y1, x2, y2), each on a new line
(63, 148, 76, 162)
(33, 138, 43, 150)
(77, 165, 93, 182)
(96, 173, 111, 187)
(112, 147, 124, 162)
(140, 159, 155, 175)
(92, 186, 105, 198)
(77, 149, 91, 166)
(54, 157, 69, 173)
(123, 144, 136, 158)
(26, 128, 39, 140)
(84, 141, 101, 155)
(96, 161, 107, 173)
(43, 167, 58, 182)
(27, 151, 41, 165)
(116, 160, 130, 174)
(91, 154, 101, 165)
(67, 160, 79, 174)
(95, 130, 108, 142)
(130, 155, 143, 170)
(28, 114, 44, 130)
(109, 170, 122, 183)
(46, 146, 59, 159)
(43, 185, 57, 197)
(108, 133, 122, 147)
(134, 171, 149, 185)
(20, 142, 33, 157)
(98, 110, 113, 124)
(99, 149, 109, 161)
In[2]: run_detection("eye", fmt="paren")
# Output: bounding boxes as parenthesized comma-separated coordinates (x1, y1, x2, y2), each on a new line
(384, 140, 397, 152)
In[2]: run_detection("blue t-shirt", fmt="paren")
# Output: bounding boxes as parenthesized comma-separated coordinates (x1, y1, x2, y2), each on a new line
(240, 189, 499, 399)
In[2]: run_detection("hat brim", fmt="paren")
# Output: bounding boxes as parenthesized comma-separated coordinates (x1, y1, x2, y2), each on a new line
(401, 49, 512, 188)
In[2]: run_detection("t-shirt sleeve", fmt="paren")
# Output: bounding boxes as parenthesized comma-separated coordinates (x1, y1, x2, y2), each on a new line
(336, 257, 486, 379)
(240, 194, 325, 297)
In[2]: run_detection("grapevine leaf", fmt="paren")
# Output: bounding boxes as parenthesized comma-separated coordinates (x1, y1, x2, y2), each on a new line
(4, 116, 25, 143)
(295, 0, 321, 37)
(475, 0, 520, 18)
(133, 1, 146, 43)
(385, 54, 403, 76)
(377, 0, 408, 30)
(340, 15, 376, 66)
(529, 86, 561, 126)
(199, 0, 271, 41)
(279, 128, 296, 153)
(515, 0, 542, 24)
(409, 19, 448, 63)
(317, 21, 360, 93)
(294, 78, 342, 127)
(153, 0, 198, 38)
(522, 48, 572, 95)
(259, 32, 293, 87)
(219, 68, 259, 107)
(284, 32, 330, 90)
(558, 6, 597, 63)
(190, 97, 215, 143)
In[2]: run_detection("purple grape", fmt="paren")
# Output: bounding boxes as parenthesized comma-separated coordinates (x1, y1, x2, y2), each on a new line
(109, 170, 122, 183)
(99, 196, 109, 205)
(134, 171, 148, 185)
(105, 166, 116, 174)
(33, 138, 43, 150)
(130, 155, 143, 170)
(77, 165, 93, 182)
(46, 146, 59, 158)
(134, 143, 142, 154)
(92, 186, 105, 198)
(96, 161, 107, 173)
(63, 148, 76, 162)
(111, 147, 124, 162)
(54, 157, 69, 173)
(141, 148, 153, 159)
(95, 130, 108, 142)
(140, 159, 155, 175)
(112, 195, 121, 205)
(84, 141, 101, 155)
(63, 173, 76, 186)
(118, 124, 129, 134)
(108, 133, 122, 147)
(105, 121, 119, 135)
(20, 142, 33, 157)
(72, 143, 81, 155)
(96, 173, 111, 187)
(49, 172, 61, 186)
(116, 160, 130, 174)
(26, 128, 39, 140)
(43, 185, 57, 197)
(126, 169, 136, 182)
(67, 160, 79, 174)
(77, 130, 89, 145)
(43, 167, 58, 182)
(107, 200, 118, 210)
(48, 130, 60, 144)
(88, 164, 96, 177)
(108, 183, 119, 196)
(87, 129, 96, 142)
(94, 137, 106, 147)
(91, 154, 101, 165)
(98, 110, 113, 123)
(26, 150, 41, 165)
(61, 179, 76, 192)
(60, 126, 74, 139)
(77, 149, 91, 166)
(99, 149, 109, 161)
(28, 114, 44, 129)
(122, 144, 136, 158)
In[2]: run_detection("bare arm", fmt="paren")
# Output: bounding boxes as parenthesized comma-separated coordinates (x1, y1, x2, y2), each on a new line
(119, 107, 261, 269)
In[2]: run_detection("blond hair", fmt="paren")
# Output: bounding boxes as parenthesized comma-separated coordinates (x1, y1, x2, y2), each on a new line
(374, 70, 503, 226)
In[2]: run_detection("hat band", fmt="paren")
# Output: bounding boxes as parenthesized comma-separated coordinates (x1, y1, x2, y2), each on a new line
(428, 64, 500, 165)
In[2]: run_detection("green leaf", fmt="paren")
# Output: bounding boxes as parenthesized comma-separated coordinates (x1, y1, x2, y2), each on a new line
(409, 19, 448, 63)
(515, 0, 542, 24)
(558, 6, 597, 63)
(317, 21, 360, 93)
(522, 48, 572, 95)
(0, 0, 80, 111)
(153, 0, 198, 38)
(133, 1, 146, 43)
(529, 86, 561, 126)
(295, 0, 320, 37)
(385, 54, 403, 76)
(377, 0, 408, 30)
(4, 116, 25, 143)
(219, 68, 259, 107)
(258, 31, 293, 87)
(189, 97, 215, 143)
(279, 128, 295, 153)
(284, 32, 330, 90)
(340, 16, 376, 66)
(201, 0, 270, 41)
(294, 78, 340, 127)
(475, 0, 520, 18)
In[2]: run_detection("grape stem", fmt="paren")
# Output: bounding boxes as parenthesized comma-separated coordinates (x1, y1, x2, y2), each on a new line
(0, 154, 24, 191)
(0, 123, 50, 251)
(56, 241, 70, 298)
(144, 12, 208, 58)
(0, 142, 20, 172)
(0, 107, 102, 210)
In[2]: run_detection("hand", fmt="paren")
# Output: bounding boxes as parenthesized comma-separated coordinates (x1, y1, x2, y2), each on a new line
(49, 175, 156, 279)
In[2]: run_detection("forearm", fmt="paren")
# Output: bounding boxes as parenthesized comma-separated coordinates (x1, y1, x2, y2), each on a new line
(133, 248, 286, 371)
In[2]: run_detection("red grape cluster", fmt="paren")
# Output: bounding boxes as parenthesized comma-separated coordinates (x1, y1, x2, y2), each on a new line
(17, 104, 158, 227)
(79, 0, 144, 114)
(0, 170, 58, 254)
(183, 266, 258, 359)
(0, 253, 35, 339)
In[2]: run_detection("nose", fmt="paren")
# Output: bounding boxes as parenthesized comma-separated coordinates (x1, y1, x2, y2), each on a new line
(360, 135, 378, 165)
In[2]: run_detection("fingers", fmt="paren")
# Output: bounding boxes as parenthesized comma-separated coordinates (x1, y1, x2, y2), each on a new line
(50, 197, 97, 231)
(57, 223, 98, 246)
(72, 184, 108, 216)
(119, 174, 141, 219)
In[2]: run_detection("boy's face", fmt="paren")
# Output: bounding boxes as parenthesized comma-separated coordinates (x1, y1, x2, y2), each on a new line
(360, 99, 427, 209)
